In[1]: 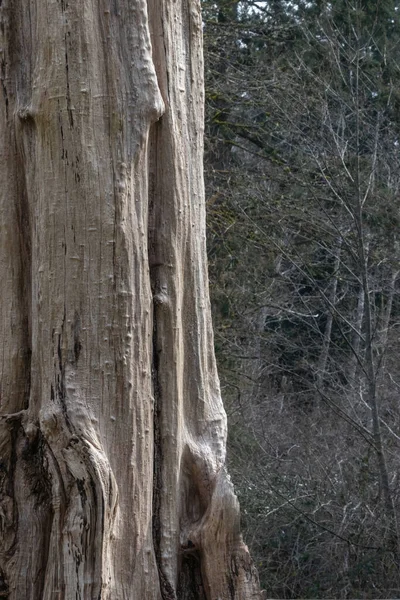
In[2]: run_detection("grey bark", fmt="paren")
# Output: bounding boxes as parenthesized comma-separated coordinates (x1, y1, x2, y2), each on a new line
(0, 1, 261, 598)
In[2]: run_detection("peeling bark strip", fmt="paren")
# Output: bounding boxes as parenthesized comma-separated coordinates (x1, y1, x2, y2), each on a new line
(0, 0, 261, 598)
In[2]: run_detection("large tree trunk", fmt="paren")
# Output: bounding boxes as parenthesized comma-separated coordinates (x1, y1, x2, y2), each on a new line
(0, 1, 261, 598)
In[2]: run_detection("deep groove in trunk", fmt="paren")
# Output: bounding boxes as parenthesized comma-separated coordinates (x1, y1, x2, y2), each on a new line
(149, 116, 180, 599)
(151, 298, 176, 600)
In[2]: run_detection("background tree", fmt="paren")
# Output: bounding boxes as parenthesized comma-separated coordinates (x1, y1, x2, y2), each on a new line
(0, 1, 261, 598)
(204, 0, 400, 597)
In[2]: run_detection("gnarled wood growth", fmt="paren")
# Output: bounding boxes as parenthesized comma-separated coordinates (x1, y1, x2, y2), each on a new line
(0, 0, 261, 598)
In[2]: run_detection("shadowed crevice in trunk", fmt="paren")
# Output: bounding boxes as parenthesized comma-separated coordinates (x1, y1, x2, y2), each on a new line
(148, 117, 180, 600)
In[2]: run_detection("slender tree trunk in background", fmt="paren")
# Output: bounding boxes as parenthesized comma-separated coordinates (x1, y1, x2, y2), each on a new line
(377, 269, 399, 356)
(357, 226, 399, 555)
(347, 271, 366, 386)
(363, 280, 399, 553)
(0, 1, 261, 599)
(316, 237, 342, 390)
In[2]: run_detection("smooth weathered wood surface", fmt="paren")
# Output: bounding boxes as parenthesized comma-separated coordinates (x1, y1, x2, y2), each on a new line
(0, 1, 261, 598)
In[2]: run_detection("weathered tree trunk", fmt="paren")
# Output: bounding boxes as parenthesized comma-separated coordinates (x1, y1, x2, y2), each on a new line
(0, 1, 261, 598)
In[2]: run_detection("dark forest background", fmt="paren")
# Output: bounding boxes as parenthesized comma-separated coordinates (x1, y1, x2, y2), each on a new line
(203, 1, 400, 597)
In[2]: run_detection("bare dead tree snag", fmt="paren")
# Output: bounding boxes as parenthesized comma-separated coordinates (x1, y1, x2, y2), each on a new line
(0, 1, 261, 598)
